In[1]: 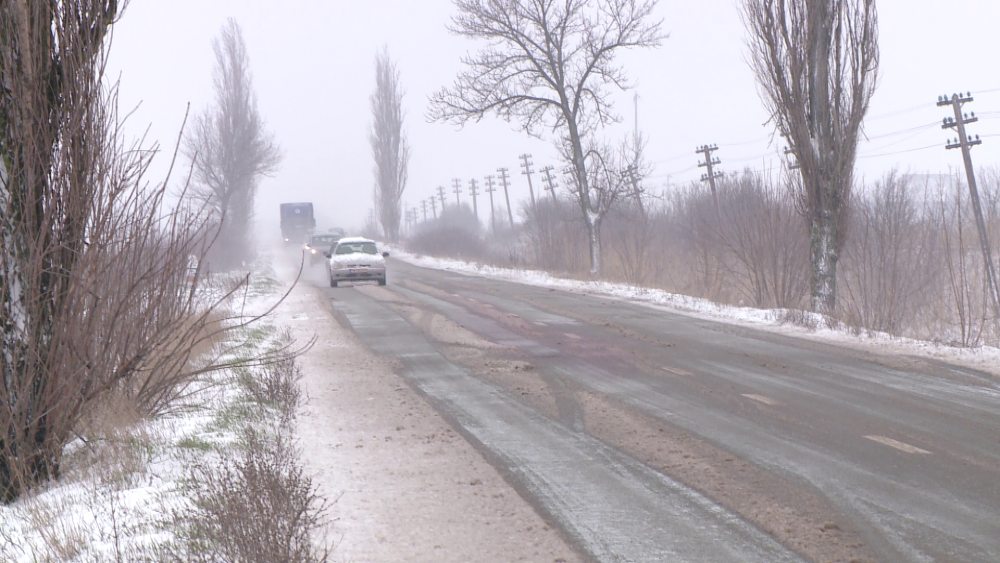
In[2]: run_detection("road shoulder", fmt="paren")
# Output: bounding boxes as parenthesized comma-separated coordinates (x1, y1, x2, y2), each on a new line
(275, 274, 582, 563)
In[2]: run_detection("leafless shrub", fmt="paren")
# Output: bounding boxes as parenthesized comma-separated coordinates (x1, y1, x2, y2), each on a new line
(239, 329, 303, 424)
(605, 201, 656, 287)
(715, 170, 810, 308)
(167, 428, 330, 563)
(774, 309, 820, 331)
(522, 197, 589, 276)
(482, 218, 530, 269)
(664, 185, 728, 299)
(938, 176, 993, 346)
(840, 172, 936, 333)
(407, 204, 485, 260)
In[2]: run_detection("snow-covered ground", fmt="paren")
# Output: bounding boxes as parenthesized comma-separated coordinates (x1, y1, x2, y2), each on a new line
(0, 266, 292, 562)
(389, 247, 1000, 378)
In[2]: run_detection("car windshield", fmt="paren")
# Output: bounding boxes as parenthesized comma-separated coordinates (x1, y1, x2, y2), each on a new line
(335, 242, 378, 255)
(311, 235, 336, 246)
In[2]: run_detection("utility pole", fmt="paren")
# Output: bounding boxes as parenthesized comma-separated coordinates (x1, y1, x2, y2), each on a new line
(437, 186, 447, 210)
(783, 145, 800, 170)
(429, 195, 438, 219)
(939, 92, 1000, 328)
(484, 174, 497, 233)
(519, 153, 538, 213)
(541, 165, 558, 202)
(497, 167, 515, 227)
(421, 199, 428, 222)
(452, 178, 462, 207)
(469, 178, 480, 222)
(696, 144, 722, 209)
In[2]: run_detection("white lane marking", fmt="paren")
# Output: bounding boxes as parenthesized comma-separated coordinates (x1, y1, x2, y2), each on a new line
(534, 321, 547, 326)
(661, 366, 693, 376)
(564, 333, 582, 339)
(864, 435, 931, 455)
(742, 394, 779, 406)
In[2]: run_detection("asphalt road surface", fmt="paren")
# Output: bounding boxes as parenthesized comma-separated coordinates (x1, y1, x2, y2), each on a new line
(305, 257, 1000, 563)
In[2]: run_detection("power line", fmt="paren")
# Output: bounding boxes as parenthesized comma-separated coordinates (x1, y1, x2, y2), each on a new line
(867, 101, 933, 121)
(857, 142, 942, 159)
(863, 121, 939, 141)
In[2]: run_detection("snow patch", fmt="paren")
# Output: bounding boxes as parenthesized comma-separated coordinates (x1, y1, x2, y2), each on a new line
(387, 246, 1000, 378)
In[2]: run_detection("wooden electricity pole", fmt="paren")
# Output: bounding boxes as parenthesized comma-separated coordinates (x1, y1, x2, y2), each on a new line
(519, 153, 538, 213)
(484, 174, 497, 233)
(421, 199, 428, 222)
(696, 144, 722, 210)
(452, 178, 463, 207)
(541, 165, 558, 202)
(939, 92, 1000, 328)
(429, 196, 438, 219)
(497, 167, 515, 227)
(437, 186, 447, 210)
(469, 178, 480, 222)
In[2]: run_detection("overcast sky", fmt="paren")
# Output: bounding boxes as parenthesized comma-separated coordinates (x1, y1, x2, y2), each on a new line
(106, 0, 1000, 234)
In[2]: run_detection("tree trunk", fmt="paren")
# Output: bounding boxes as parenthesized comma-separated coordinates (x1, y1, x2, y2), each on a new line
(564, 107, 603, 277)
(586, 214, 603, 277)
(809, 210, 838, 314)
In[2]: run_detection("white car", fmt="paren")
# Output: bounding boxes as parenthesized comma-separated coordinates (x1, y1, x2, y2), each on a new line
(324, 236, 388, 287)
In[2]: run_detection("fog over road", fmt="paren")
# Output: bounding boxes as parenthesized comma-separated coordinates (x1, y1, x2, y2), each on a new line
(301, 256, 1000, 563)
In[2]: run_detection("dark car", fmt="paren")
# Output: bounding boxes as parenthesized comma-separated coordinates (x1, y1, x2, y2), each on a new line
(305, 233, 342, 266)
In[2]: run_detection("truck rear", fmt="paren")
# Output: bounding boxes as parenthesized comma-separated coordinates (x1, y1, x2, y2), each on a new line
(280, 202, 316, 244)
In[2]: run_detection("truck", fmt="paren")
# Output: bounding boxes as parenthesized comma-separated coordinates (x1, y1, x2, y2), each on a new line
(279, 202, 316, 244)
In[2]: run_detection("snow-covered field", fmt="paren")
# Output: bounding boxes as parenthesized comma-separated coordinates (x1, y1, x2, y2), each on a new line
(389, 247, 1000, 378)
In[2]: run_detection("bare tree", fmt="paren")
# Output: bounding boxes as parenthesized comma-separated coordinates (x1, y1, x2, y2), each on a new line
(370, 48, 410, 243)
(430, 0, 663, 276)
(0, 0, 126, 501)
(0, 2, 299, 503)
(186, 18, 281, 269)
(742, 0, 879, 313)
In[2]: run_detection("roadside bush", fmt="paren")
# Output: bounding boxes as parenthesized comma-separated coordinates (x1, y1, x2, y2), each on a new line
(840, 172, 937, 334)
(238, 328, 303, 424)
(167, 428, 329, 563)
(407, 204, 485, 259)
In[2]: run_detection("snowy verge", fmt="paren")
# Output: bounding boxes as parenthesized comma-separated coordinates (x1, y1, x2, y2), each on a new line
(388, 247, 1000, 378)
(0, 261, 320, 562)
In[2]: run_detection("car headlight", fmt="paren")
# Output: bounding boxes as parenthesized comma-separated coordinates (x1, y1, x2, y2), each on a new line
(311, 249, 316, 254)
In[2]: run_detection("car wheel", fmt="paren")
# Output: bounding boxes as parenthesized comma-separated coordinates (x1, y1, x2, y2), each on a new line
(378, 275, 386, 286)
(330, 278, 337, 288)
